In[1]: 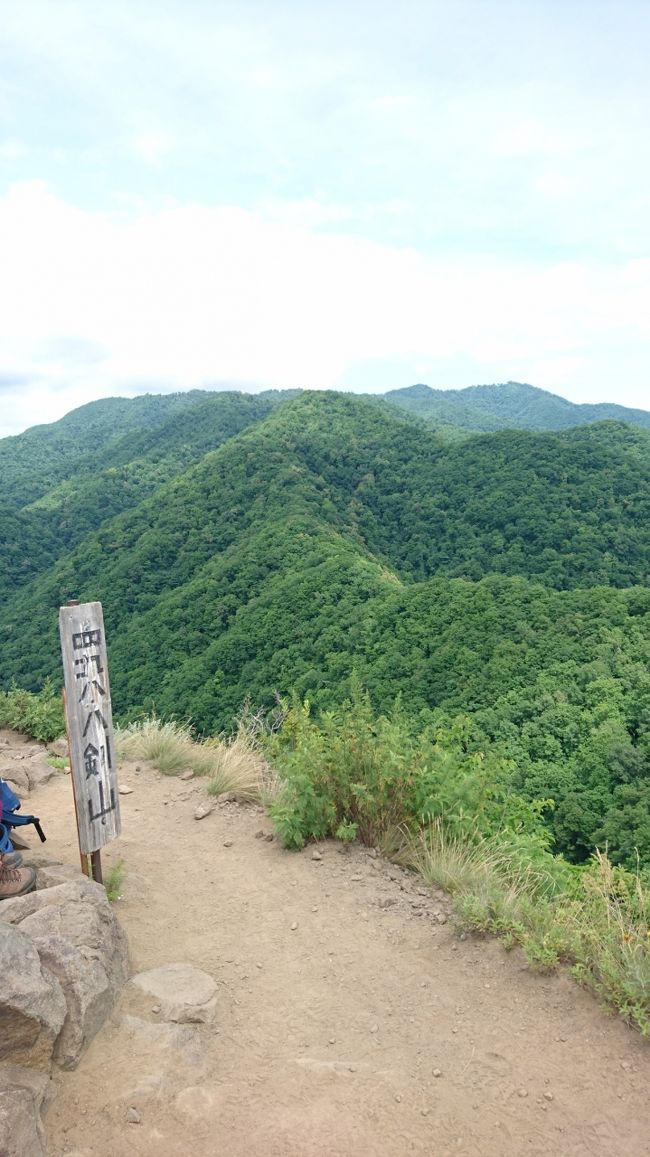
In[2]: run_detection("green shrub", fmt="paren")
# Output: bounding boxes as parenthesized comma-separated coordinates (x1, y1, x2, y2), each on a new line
(0, 680, 65, 742)
(267, 689, 550, 851)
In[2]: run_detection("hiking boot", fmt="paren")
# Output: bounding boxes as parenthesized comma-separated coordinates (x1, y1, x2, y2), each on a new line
(0, 862, 36, 899)
(0, 850, 23, 869)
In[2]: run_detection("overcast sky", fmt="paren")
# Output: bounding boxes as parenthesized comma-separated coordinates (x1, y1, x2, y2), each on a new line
(1, 0, 649, 437)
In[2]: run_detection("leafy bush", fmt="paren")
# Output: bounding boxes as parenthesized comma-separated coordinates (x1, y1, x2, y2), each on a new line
(266, 688, 549, 851)
(0, 680, 65, 742)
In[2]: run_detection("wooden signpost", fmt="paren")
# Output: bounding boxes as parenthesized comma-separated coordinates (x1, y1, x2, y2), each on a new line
(59, 601, 121, 883)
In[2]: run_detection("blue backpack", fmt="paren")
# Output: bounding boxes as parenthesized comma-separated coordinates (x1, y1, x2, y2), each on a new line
(0, 778, 46, 849)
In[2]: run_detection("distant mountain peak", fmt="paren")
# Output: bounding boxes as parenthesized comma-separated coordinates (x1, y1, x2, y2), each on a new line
(383, 381, 650, 433)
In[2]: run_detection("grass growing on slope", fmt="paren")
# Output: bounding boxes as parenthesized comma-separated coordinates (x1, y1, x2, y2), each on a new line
(115, 713, 273, 802)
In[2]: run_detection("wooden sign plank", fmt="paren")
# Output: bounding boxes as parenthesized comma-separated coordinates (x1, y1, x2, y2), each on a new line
(59, 602, 121, 854)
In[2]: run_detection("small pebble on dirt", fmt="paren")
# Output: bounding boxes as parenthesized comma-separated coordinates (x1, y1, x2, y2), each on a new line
(394, 1094, 402, 1103)
(264, 833, 274, 842)
(370, 1024, 379, 1033)
(311, 849, 323, 861)
(255, 830, 265, 839)
(290, 921, 298, 931)
(126, 1107, 141, 1124)
(329, 1037, 336, 1044)
(543, 1092, 554, 1102)
(433, 1069, 442, 1078)
(223, 840, 233, 847)
(518, 1088, 528, 1098)
(119, 785, 133, 795)
(151, 1005, 161, 1014)
(194, 803, 213, 820)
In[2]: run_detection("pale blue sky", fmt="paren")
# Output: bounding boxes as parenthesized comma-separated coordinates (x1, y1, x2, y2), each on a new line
(1, 0, 649, 435)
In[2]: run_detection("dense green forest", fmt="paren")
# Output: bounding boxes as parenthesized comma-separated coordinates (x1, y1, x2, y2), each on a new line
(2, 385, 650, 869)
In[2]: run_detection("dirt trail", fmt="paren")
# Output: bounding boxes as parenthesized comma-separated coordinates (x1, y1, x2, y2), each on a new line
(13, 735, 650, 1157)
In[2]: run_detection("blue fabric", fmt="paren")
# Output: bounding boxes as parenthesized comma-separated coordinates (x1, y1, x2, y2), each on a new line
(0, 821, 14, 853)
(0, 778, 21, 819)
(0, 777, 46, 841)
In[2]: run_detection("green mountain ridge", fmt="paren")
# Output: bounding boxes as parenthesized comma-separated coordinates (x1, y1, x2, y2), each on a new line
(2, 386, 650, 867)
(384, 380, 650, 432)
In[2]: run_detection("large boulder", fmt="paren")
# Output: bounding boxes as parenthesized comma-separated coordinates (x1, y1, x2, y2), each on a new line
(0, 877, 108, 926)
(0, 924, 67, 1070)
(16, 880, 130, 1070)
(0, 1066, 52, 1157)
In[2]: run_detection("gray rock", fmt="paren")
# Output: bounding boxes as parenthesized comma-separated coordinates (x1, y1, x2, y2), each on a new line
(35, 864, 85, 890)
(25, 759, 57, 792)
(0, 762, 30, 795)
(194, 803, 213, 820)
(130, 964, 217, 1024)
(0, 1065, 52, 1157)
(47, 738, 69, 759)
(0, 876, 108, 926)
(2, 876, 129, 1070)
(0, 924, 67, 1069)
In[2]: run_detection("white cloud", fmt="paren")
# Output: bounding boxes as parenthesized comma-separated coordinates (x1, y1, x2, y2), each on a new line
(1, 181, 649, 437)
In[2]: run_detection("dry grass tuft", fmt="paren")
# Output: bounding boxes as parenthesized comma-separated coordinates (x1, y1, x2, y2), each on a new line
(116, 714, 276, 803)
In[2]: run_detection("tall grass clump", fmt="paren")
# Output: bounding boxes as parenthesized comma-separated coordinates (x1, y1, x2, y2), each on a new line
(564, 852, 650, 1035)
(116, 713, 273, 802)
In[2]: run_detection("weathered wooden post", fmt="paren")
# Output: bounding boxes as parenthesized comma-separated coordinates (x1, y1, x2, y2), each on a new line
(59, 601, 121, 883)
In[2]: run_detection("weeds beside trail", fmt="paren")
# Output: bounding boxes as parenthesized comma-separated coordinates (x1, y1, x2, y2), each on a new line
(115, 715, 275, 803)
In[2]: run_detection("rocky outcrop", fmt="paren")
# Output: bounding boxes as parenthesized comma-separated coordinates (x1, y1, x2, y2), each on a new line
(0, 868, 130, 1152)
(1, 747, 59, 797)
(0, 924, 67, 1070)
(0, 876, 129, 1070)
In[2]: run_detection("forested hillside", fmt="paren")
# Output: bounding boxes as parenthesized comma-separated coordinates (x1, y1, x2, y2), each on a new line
(0, 389, 293, 603)
(2, 388, 650, 868)
(385, 380, 650, 432)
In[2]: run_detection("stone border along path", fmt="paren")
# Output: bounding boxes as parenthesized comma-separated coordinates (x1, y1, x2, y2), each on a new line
(12, 739, 650, 1156)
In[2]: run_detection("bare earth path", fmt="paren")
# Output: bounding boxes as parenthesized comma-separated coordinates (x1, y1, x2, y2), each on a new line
(21, 751, 650, 1157)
